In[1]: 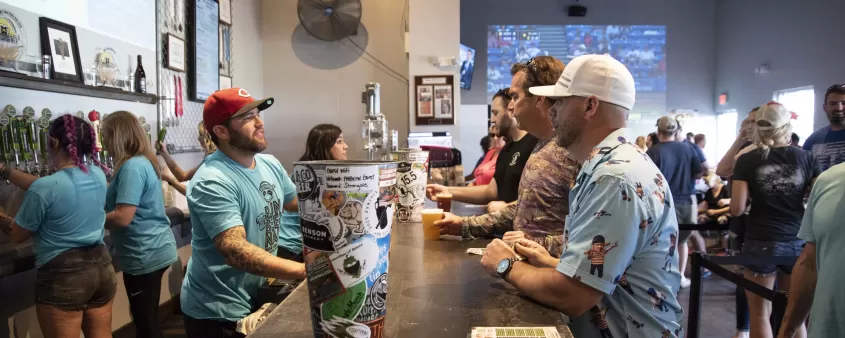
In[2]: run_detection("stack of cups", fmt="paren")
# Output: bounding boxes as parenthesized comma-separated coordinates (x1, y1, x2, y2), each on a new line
(389, 149, 429, 223)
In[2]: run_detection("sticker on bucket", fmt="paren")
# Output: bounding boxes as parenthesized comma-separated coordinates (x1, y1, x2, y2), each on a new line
(356, 273, 388, 322)
(329, 235, 379, 288)
(320, 317, 371, 338)
(304, 250, 346, 304)
(321, 280, 367, 321)
(363, 192, 391, 238)
(326, 166, 379, 191)
(294, 165, 320, 201)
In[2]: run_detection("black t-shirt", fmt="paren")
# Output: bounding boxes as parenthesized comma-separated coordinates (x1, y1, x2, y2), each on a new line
(646, 141, 703, 204)
(493, 134, 539, 202)
(734, 146, 820, 241)
(704, 185, 730, 210)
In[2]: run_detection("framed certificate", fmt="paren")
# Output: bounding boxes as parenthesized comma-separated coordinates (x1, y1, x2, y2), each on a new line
(166, 34, 186, 72)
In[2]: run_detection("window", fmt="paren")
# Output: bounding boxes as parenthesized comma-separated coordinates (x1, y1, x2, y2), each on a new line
(773, 86, 815, 146)
(715, 110, 738, 163)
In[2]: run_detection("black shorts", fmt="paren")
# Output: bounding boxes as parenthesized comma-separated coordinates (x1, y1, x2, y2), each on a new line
(35, 244, 117, 311)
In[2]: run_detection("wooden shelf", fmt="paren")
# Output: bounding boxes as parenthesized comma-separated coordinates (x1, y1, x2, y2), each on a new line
(0, 71, 158, 105)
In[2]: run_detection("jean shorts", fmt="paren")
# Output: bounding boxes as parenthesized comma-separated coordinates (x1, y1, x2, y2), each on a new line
(741, 239, 804, 275)
(35, 244, 117, 310)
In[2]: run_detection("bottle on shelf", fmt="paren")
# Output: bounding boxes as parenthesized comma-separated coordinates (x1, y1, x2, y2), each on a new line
(134, 55, 146, 94)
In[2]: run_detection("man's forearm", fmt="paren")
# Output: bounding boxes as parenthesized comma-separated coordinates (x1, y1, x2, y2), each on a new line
(461, 203, 516, 239)
(524, 233, 563, 258)
(215, 227, 305, 280)
(506, 262, 590, 317)
(449, 185, 495, 205)
(781, 246, 817, 335)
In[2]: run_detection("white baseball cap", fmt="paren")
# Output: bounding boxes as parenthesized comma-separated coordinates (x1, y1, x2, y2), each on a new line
(528, 54, 636, 110)
(756, 101, 793, 131)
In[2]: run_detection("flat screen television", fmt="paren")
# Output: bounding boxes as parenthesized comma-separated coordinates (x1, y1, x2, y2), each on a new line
(187, 0, 219, 102)
(459, 44, 475, 90)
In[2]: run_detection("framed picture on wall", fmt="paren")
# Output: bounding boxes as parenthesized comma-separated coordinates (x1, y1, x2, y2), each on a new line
(166, 34, 186, 72)
(219, 0, 232, 24)
(39, 17, 83, 83)
(219, 24, 231, 76)
(415, 75, 455, 125)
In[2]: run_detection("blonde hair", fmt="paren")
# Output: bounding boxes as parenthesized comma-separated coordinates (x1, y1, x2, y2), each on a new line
(198, 122, 217, 155)
(635, 136, 647, 149)
(101, 111, 161, 177)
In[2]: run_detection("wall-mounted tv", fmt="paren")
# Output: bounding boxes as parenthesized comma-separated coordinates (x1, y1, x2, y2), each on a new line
(188, 0, 219, 102)
(459, 44, 475, 90)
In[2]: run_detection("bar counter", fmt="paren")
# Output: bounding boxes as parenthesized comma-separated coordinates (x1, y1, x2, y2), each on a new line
(249, 202, 573, 338)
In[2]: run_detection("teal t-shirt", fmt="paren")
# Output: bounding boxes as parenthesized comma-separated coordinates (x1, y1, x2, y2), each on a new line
(798, 163, 845, 338)
(106, 156, 177, 275)
(278, 210, 302, 255)
(16, 166, 107, 268)
(181, 152, 296, 321)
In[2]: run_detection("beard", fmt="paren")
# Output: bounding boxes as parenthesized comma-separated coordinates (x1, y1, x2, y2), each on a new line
(229, 128, 267, 153)
(554, 112, 584, 148)
(828, 110, 845, 125)
(496, 117, 512, 138)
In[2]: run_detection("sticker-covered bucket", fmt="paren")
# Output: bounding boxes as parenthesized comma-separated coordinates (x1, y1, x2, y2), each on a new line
(292, 160, 397, 338)
(389, 149, 429, 223)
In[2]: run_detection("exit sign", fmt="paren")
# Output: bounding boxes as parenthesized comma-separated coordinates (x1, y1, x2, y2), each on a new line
(719, 93, 728, 105)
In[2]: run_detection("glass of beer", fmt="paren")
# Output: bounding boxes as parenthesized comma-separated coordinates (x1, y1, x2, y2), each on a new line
(435, 192, 453, 212)
(421, 208, 444, 240)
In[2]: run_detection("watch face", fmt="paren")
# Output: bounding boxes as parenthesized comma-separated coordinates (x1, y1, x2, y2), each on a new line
(496, 259, 510, 274)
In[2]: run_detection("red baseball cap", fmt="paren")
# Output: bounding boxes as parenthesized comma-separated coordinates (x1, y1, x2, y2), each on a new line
(202, 88, 274, 131)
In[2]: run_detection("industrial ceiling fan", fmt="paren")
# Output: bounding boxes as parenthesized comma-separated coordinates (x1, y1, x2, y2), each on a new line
(297, 0, 363, 41)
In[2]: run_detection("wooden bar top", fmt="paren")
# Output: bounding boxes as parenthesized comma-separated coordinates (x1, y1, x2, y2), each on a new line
(249, 202, 573, 338)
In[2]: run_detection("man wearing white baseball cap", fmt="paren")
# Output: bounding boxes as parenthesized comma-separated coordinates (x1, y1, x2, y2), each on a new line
(479, 55, 683, 338)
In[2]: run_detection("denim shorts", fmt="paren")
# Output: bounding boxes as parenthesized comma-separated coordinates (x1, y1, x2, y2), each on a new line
(35, 244, 117, 310)
(741, 239, 804, 275)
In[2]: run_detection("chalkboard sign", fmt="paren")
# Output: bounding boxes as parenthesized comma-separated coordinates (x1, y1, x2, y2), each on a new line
(187, 0, 219, 102)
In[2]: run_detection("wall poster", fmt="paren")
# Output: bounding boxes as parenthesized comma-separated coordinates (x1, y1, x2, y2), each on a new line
(414, 75, 454, 126)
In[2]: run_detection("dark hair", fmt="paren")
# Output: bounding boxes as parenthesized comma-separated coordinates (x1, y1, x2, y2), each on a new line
(694, 134, 705, 144)
(686, 132, 694, 138)
(511, 56, 565, 96)
(492, 87, 511, 106)
(791, 132, 800, 143)
(648, 133, 660, 145)
(480, 135, 491, 152)
(48, 115, 107, 173)
(300, 124, 343, 161)
(824, 84, 845, 102)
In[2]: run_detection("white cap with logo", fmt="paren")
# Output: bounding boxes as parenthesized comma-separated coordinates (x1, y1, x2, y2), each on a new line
(528, 54, 636, 110)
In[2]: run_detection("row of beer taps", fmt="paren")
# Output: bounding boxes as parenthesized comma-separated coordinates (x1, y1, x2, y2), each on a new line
(0, 105, 116, 181)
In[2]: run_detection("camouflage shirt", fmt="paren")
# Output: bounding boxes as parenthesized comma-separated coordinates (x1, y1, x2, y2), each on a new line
(461, 140, 579, 257)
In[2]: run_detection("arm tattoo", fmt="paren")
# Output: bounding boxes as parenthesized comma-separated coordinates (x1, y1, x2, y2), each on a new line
(213, 226, 274, 276)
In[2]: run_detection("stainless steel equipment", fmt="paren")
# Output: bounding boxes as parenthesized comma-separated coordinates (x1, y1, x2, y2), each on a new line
(361, 82, 389, 160)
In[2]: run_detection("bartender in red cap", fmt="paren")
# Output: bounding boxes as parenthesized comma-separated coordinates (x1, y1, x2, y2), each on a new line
(180, 88, 305, 338)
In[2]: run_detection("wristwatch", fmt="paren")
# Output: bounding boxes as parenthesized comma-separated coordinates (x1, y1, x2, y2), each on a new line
(496, 257, 517, 279)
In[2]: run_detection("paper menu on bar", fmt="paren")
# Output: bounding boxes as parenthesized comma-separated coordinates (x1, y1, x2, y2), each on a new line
(470, 327, 562, 338)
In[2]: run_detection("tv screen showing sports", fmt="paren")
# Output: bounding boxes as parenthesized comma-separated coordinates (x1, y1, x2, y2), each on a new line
(459, 44, 475, 90)
(487, 25, 667, 121)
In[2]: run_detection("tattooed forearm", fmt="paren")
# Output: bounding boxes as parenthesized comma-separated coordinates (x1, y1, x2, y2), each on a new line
(213, 226, 274, 275)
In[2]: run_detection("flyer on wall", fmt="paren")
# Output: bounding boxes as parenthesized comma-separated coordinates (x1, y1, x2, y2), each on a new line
(417, 85, 433, 117)
(434, 85, 453, 118)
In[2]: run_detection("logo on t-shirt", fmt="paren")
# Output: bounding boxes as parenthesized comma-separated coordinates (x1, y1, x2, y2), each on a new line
(509, 152, 521, 166)
(256, 181, 282, 252)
